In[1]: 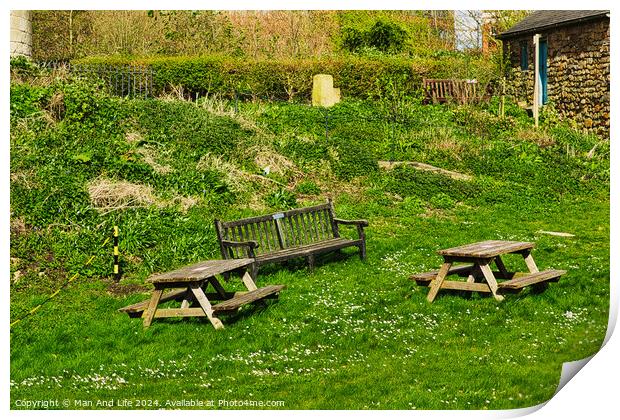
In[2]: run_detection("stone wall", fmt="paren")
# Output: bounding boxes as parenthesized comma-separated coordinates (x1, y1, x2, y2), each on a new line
(503, 17, 610, 138)
(10, 10, 32, 58)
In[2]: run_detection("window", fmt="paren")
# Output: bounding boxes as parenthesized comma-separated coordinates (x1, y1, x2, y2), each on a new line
(520, 41, 528, 70)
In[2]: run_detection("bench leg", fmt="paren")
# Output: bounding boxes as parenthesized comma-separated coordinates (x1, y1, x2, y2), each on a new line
(143, 288, 164, 328)
(521, 250, 545, 292)
(250, 263, 259, 282)
(494, 256, 511, 279)
(180, 288, 192, 309)
(241, 270, 258, 291)
(522, 250, 539, 273)
(307, 255, 315, 272)
(208, 276, 229, 299)
(478, 262, 505, 302)
(359, 242, 367, 260)
(190, 283, 224, 330)
(427, 262, 452, 303)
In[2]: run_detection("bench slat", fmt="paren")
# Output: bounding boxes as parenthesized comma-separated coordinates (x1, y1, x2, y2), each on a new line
(410, 264, 475, 284)
(255, 238, 360, 263)
(438, 240, 534, 259)
(118, 288, 188, 313)
(212, 285, 285, 312)
(498, 269, 566, 290)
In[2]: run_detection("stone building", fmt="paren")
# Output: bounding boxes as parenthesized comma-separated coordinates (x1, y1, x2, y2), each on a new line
(10, 10, 33, 58)
(496, 10, 609, 137)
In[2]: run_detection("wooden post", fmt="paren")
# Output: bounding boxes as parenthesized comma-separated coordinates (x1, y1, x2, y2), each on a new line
(500, 77, 506, 118)
(533, 33, 541, 128)
(113, 226, 120, 281)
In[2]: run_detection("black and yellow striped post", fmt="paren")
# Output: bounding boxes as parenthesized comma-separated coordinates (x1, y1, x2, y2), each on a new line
(113, 226, 121, 281)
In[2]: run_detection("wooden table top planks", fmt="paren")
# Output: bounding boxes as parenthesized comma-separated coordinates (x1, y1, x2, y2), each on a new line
(146, 258, 254, 284)
(437, 240, 534, 258)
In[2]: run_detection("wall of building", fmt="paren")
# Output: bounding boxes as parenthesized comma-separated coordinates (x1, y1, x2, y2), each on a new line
(11, 10, 33, 58)
(503, 17, 610, 138)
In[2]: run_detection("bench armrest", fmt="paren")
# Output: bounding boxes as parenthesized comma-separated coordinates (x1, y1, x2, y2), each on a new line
(333, 218, 369, 227)
(333, 218, 368, 241)
(221, 240, 259, 259)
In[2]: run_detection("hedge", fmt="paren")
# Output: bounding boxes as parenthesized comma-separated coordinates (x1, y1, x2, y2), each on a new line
(73, 55, 495, 101)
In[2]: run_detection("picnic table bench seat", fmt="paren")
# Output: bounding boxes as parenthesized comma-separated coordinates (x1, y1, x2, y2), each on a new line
(410, 264, 474, 286)
(119, 285, 285, 317)
(215, 199, 367, 278)
(496, 269, 565, 292)
(211, 285, 286, 312)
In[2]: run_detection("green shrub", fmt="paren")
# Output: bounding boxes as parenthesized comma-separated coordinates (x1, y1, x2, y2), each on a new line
(342, 20, 409, 54)
(366, 20, 409, 53)
(452, 105, 517, 138)
(295, 181, 321, 195)
(10, 84, 50, 119)
(429, 192, 456, 209)
(384, 166, 476, 202)
(265, 188, 297, 209)
(399, 196, 425, 215)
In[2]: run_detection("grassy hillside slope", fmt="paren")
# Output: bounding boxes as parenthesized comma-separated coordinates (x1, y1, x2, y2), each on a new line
(10, 76, 610, 409)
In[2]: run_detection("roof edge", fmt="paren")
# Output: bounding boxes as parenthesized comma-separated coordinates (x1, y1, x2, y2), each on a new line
(496, 11, 609, 40)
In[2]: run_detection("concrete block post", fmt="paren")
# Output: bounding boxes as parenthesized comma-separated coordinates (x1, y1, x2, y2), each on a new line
(10, 10, 33, 58)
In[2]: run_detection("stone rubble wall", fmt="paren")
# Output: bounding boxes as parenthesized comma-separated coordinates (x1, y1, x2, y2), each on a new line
(10, 10, 33, 58)
(504, 17, 610, 138)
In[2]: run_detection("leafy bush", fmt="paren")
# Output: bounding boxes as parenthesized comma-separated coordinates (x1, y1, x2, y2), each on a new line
(342, 20, 409, 54)
(384, 166, 476, 203)
(10, 84, 51, 119)
(366, 20, 409, 53)
(452, 105, 518, 138)
(399, 196, 425, 215)
(74, 55, 496, 101)
(10, 57, 45, 84)
(265, 188, 297, 209)
(295, 181, 321, 195)
(429, 192, 456, 209)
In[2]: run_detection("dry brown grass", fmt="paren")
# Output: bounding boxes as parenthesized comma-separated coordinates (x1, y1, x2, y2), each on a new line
(425, 137, 466, 161)
(515, 129, 556, 148)
(159, 84, 187, 102)
(10, 217, 28, 237)
(196, 153, 251, 194)
(139, 145, 173, 175)
(252, 146, 301, 177)
(87, 177, 159, 212)
(170, 195, 202, 213)
(87, 177, 202, 213)
(10, 170, 40, 189)
(125, 131, 142, 143)
(46, 91, 65, 122)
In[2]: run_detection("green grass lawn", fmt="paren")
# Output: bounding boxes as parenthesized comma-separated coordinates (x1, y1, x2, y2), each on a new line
(10, 195, 609, 409)
(10, 78, 610, 409)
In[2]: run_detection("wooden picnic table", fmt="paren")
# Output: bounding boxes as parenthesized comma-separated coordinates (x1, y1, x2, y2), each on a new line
(119, 258, 285, 329)
(411, 240, 565, 302)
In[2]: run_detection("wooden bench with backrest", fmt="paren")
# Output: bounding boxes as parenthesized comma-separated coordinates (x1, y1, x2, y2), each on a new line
(214, 199, 368, 278)
(423, 78, 478, 104)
